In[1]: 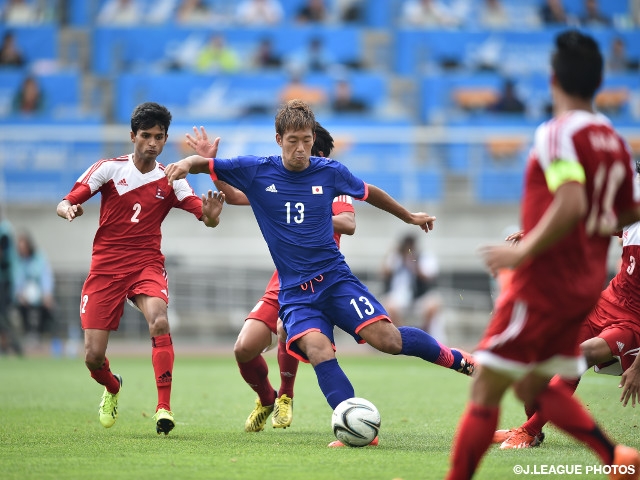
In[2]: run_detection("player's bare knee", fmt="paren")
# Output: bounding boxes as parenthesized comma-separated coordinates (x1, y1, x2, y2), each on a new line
(84, 351, 104, 370)
(234, 340, 258, 363)
(148, 316, 169, 336)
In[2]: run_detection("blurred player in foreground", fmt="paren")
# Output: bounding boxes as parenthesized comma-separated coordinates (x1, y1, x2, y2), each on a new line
(56, 102, 225, 435)
(185, 122, 354, 432)
(494, 171, 640, 449)
(446, 30, 640, 480)
(165, 99, 475, 447)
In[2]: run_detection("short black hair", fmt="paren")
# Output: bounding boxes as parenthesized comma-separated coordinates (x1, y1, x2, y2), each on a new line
(551, 30, 603, 100)
(312, 122, 334, 157)
(130, 102, 172, 135)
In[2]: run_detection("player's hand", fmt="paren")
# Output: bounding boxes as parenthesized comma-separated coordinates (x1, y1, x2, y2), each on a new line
(407, 212, 436, 233)
(164, 159, 191, 185)
(479, 244, 526, 277)
(619, 365, 640, 407)
(185, 126, 220, 158)
(62, 203, 83, 222)
(505, 231, 524, 243)
(202, 190, 225, 222)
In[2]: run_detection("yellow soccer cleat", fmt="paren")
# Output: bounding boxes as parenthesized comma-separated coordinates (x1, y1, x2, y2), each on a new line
(98, 374, 122, 428)
(244, 398, 274, 432)
(153, 408, 175, 435)
(272, 394, 293, 429)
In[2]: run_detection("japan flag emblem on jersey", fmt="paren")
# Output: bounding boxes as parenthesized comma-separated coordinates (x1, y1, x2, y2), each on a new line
(312, 186, 323, 194)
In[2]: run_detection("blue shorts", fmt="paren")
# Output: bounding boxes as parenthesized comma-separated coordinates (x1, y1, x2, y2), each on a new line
(279, 264, 390, 363)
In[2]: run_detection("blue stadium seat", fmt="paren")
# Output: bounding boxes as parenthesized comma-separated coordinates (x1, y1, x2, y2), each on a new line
(0, 25, 58, 65)
(415, 170, 443, 201)
(358, 171, 404, 200)
(92, 26, 362, 76)
(0, 71, 83, 120)
(475, 169, 524, 203)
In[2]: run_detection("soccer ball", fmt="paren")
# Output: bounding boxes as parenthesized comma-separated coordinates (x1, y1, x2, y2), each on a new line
(331, 397, 381, 447)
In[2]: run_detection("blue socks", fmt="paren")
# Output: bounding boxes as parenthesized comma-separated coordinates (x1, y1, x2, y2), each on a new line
(314, 358, 355, 409)
(398, 326, 462, 369)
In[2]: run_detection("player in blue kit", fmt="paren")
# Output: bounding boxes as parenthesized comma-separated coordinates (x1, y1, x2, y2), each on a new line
(165, 99, 474, 446)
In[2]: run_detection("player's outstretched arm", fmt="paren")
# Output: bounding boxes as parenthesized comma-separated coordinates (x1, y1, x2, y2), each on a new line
(185, 126, 220, 159)
(56, 199, 84, 222)
(620, 353, 640, 408)
(165, 155, 210, 184)
(214, 180, 249, 206)
(332, 211, 356, 235)
(365, 183, 435, 233)
(201, 190, 225, 228)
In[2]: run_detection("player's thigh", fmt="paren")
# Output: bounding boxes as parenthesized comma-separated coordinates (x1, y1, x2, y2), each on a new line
(358, 320, 401, 353)
(235, 318, 274, 355)
(134, 294, 168, 325)
(328, 278, 389, 336)
(580, 336, 614, 367)
(295, 330, 335, 365)
(83, 328, 110, 363)
(80, 274, 126, 331)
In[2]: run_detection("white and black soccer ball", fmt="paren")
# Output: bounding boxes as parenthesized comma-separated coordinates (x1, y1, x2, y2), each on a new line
(331, 397, 381, 447)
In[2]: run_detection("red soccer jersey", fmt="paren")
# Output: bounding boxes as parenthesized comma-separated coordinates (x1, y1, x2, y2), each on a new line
(601, 221, 640, 318)
(511, 111, 636, 314)
(64, 154, 203, 275)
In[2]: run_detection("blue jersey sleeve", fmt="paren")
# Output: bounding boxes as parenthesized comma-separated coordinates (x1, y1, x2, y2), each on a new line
(211, 155, 264, 192)
(331, 161, 367, 200)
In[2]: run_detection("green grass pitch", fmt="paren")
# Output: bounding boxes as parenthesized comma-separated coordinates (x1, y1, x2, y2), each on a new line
(2, 351, 638, 479)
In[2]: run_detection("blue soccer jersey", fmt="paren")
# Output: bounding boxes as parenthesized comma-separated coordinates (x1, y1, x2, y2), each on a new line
(208, 155, 367, 288)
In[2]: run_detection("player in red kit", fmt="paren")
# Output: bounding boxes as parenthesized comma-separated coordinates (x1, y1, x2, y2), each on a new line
(446, 30, 640, 480)
(185, 122, 356, 432)
(494, 172, 640, 448)
(56, 102, 225, 435)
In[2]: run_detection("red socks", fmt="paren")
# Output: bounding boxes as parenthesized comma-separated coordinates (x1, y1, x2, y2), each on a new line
(534, 381, 615, 465)
(447, 403, 499, 480)
(277, 341, 299, 398)
(522, 375, 581, 437)
(237, 355, 276, 406)
(90, 357, 121, 394)
(152, 333, 174, 411)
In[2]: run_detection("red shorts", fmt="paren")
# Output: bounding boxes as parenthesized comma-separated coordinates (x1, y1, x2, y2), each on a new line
(80, 265, 169, 331)
(245, 270, 280, 334)
(579, 296, 640, 373)
(476, 293, 591, 376)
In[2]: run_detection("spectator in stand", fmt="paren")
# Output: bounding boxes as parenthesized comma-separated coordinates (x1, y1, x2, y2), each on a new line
(607, 37, 639, 73)
(14, 230, 56, 346)
(331, 79, 368, 113)
(236, 0, 283, 26)
(252, 37, 282, 70)
(0, 31, 25, 67)
(339, 0, 364, 23)
(0, 217, 21, 356)
(539, 0, 568, 25)
(296, 0, 330, 23)
(97, 0, 141, 26)
(580, 0, 611, 27)
(400, 0, 460, 28)
(2, 0, 40, 25)
(195, 34, 240, 73)
(380, 234, 443, 336)
(176, 0, 217, 25)
(489, 79, 526, 114)
(278, 71, 327, 108)
(12, 76, 43, 114)
(288, 37, 336, 74)
(479, 0, 510, 29)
